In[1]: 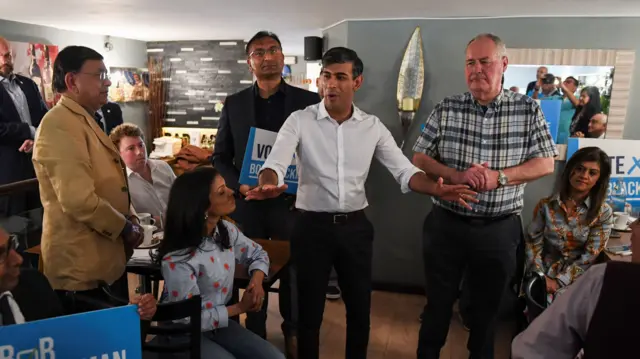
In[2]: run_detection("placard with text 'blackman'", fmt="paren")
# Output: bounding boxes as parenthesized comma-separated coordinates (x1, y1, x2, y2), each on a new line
(239, 127, 298, 195)
(0, 305, 142, 359)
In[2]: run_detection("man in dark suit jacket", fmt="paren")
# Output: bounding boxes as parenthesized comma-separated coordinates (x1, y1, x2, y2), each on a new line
(0, 226, 155, 327)
(212, 31, 319, 358)
(98, 101, 124, 135)
(0, 37, 48, 217)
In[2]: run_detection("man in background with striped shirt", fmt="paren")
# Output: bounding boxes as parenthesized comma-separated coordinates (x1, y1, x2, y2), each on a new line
(412, 33, 557, 359)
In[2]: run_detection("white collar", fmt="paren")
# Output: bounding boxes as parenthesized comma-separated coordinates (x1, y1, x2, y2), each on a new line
(0, 291, 26, 325)
(126, 159, 154, 178)
(316, 98, 365, 122)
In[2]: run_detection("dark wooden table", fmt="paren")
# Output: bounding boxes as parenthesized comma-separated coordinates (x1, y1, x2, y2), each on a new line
(126, 238, 290, 295)
(24, 238, 290, 292)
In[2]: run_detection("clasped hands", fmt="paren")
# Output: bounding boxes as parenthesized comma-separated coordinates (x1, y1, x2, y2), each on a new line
(452, 162, 500, 192)
(239, 275, 266, 313)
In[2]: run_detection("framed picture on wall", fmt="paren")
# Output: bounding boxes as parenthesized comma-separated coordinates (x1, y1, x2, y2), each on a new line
(9, 41, 60, 108)
(108, 67, 150, 102)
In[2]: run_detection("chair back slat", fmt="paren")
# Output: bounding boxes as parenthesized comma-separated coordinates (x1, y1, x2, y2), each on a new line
(144, 295, 202, 359)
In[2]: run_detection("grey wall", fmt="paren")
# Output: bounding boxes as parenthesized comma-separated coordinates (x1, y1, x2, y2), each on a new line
(324, 17, 640, 289)
(147, 40, 252, 129)
(0, 19, 149, 135)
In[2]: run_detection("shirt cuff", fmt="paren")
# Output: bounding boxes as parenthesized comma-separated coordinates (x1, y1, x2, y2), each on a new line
(120, 220, 133, 238)
(214, 305, 229, 329)
(258, 165, 285, 187)
(248, 261, 270, 279)
(556, 271, 572, 287)
(401, 167, 424, 194)
(29, 126, 36, 139)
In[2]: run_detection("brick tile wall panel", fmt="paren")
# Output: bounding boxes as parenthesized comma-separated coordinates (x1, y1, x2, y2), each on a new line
(147, 40, 252, 129)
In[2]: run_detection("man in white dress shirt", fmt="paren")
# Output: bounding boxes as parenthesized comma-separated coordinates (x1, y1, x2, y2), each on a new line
(246, 47, 477, 359)
(110, 123, 176, 224)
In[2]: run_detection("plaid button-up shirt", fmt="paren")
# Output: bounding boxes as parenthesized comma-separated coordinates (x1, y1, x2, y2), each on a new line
(413, 90, 558, 217)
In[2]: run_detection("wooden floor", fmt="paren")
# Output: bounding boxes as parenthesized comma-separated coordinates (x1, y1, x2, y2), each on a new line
(129, 275, 514, 359)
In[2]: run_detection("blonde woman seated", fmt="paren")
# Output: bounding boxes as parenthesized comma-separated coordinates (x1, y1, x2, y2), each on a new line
(526, 147, 613, 305)
(154, 166, 284, 359)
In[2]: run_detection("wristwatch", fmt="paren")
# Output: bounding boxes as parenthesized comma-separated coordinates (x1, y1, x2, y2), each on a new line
(498, 170, 508, 188)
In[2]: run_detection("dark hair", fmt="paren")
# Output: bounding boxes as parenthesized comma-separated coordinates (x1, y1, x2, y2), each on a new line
(560, 146, 611, 224)
(572, 86, 602, 133)
(153, 167, 230, 265)
(321, 47, 364, 79)
(52, 46, 103, 93)
(565, 76, 579, 88)
(541, 74, 555, 84)
(245, 31, 282, 55)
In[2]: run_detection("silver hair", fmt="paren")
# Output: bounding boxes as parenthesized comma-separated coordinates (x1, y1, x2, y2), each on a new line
(594, 113, 608, 125)
(466, 33, 507, 57)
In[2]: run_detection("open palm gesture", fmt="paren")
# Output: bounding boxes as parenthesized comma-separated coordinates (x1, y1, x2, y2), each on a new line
(434, 177, 479, 210)
(244, 184, 288, 201)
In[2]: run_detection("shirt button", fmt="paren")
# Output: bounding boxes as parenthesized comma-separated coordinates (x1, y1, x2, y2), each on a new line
(482, 140, 487, 144)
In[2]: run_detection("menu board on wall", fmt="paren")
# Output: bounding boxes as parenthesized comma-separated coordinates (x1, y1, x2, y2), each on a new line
(9, 41, 60, 108)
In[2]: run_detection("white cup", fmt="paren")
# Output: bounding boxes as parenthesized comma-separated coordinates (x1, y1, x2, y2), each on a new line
(613, 212, 630, 230)
(141, 225, 158, 246)
(138, 213, 156, 226)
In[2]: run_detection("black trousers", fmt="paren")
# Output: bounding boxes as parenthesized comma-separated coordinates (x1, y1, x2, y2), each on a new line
(230, 194, 298, 338)
(418, 206, 521, 359)
(55, 272, 131, 315)
(292, 210, 373, 359)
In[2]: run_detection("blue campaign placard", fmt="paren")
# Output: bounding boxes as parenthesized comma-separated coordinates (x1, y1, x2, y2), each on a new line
(539, 99, 561, 143)
(239, 127, 298, 195)
(566, 138, 640, 206)
(0, 305, 142, 359)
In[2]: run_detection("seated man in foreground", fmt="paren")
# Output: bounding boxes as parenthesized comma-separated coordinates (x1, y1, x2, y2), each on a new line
(512, 220, 640, 358)
(0, 226, 156, 326)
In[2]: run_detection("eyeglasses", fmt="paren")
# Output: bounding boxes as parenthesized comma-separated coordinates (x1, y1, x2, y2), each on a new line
(77, 71, 110, 81)
(0, 234, 18, 265)
(249, 46, 282, 59)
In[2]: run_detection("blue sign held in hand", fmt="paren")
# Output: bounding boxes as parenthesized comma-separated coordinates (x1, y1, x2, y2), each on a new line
(239, 127, 298, 195)
(0, 305, 142, 359)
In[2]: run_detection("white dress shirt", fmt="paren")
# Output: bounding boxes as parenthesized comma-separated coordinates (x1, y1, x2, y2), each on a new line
(0, 75, 36, 138)
(127, 159, 176, 217)
(0, 291, 26, 325)
(261, 100, 422, 213)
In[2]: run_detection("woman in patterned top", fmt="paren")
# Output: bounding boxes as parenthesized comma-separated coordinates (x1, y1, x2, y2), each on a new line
(526, 147, 613, 305)
(154, 166, 285, 359)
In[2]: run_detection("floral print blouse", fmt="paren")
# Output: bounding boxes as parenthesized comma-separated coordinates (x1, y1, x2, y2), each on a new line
(526, 195, 613, 294)
(160, 219, 270, 331)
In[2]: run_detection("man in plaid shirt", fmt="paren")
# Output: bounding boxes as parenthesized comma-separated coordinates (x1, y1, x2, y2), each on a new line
(412, 33, 557, 359)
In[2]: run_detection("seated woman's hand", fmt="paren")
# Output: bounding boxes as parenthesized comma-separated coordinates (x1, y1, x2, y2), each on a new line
(239, 288, 260, 313)
(131, 294, 157, 320)
(545, 276, 559, 294)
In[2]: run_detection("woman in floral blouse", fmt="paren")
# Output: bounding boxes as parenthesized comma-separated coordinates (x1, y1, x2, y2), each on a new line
(154, 166, 284, 359)
(526, 147, 613, 305)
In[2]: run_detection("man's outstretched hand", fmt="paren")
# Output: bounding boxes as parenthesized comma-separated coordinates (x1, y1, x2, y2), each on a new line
(434, 177, 479, 210)
(244, 184, 288, 201)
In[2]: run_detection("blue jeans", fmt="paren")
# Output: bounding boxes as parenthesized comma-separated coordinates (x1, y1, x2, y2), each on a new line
(152, 320, 285, 359)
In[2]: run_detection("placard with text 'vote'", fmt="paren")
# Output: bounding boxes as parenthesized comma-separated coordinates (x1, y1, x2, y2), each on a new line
(0, 305, 141, 359)
(239, 127, 298, 194)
